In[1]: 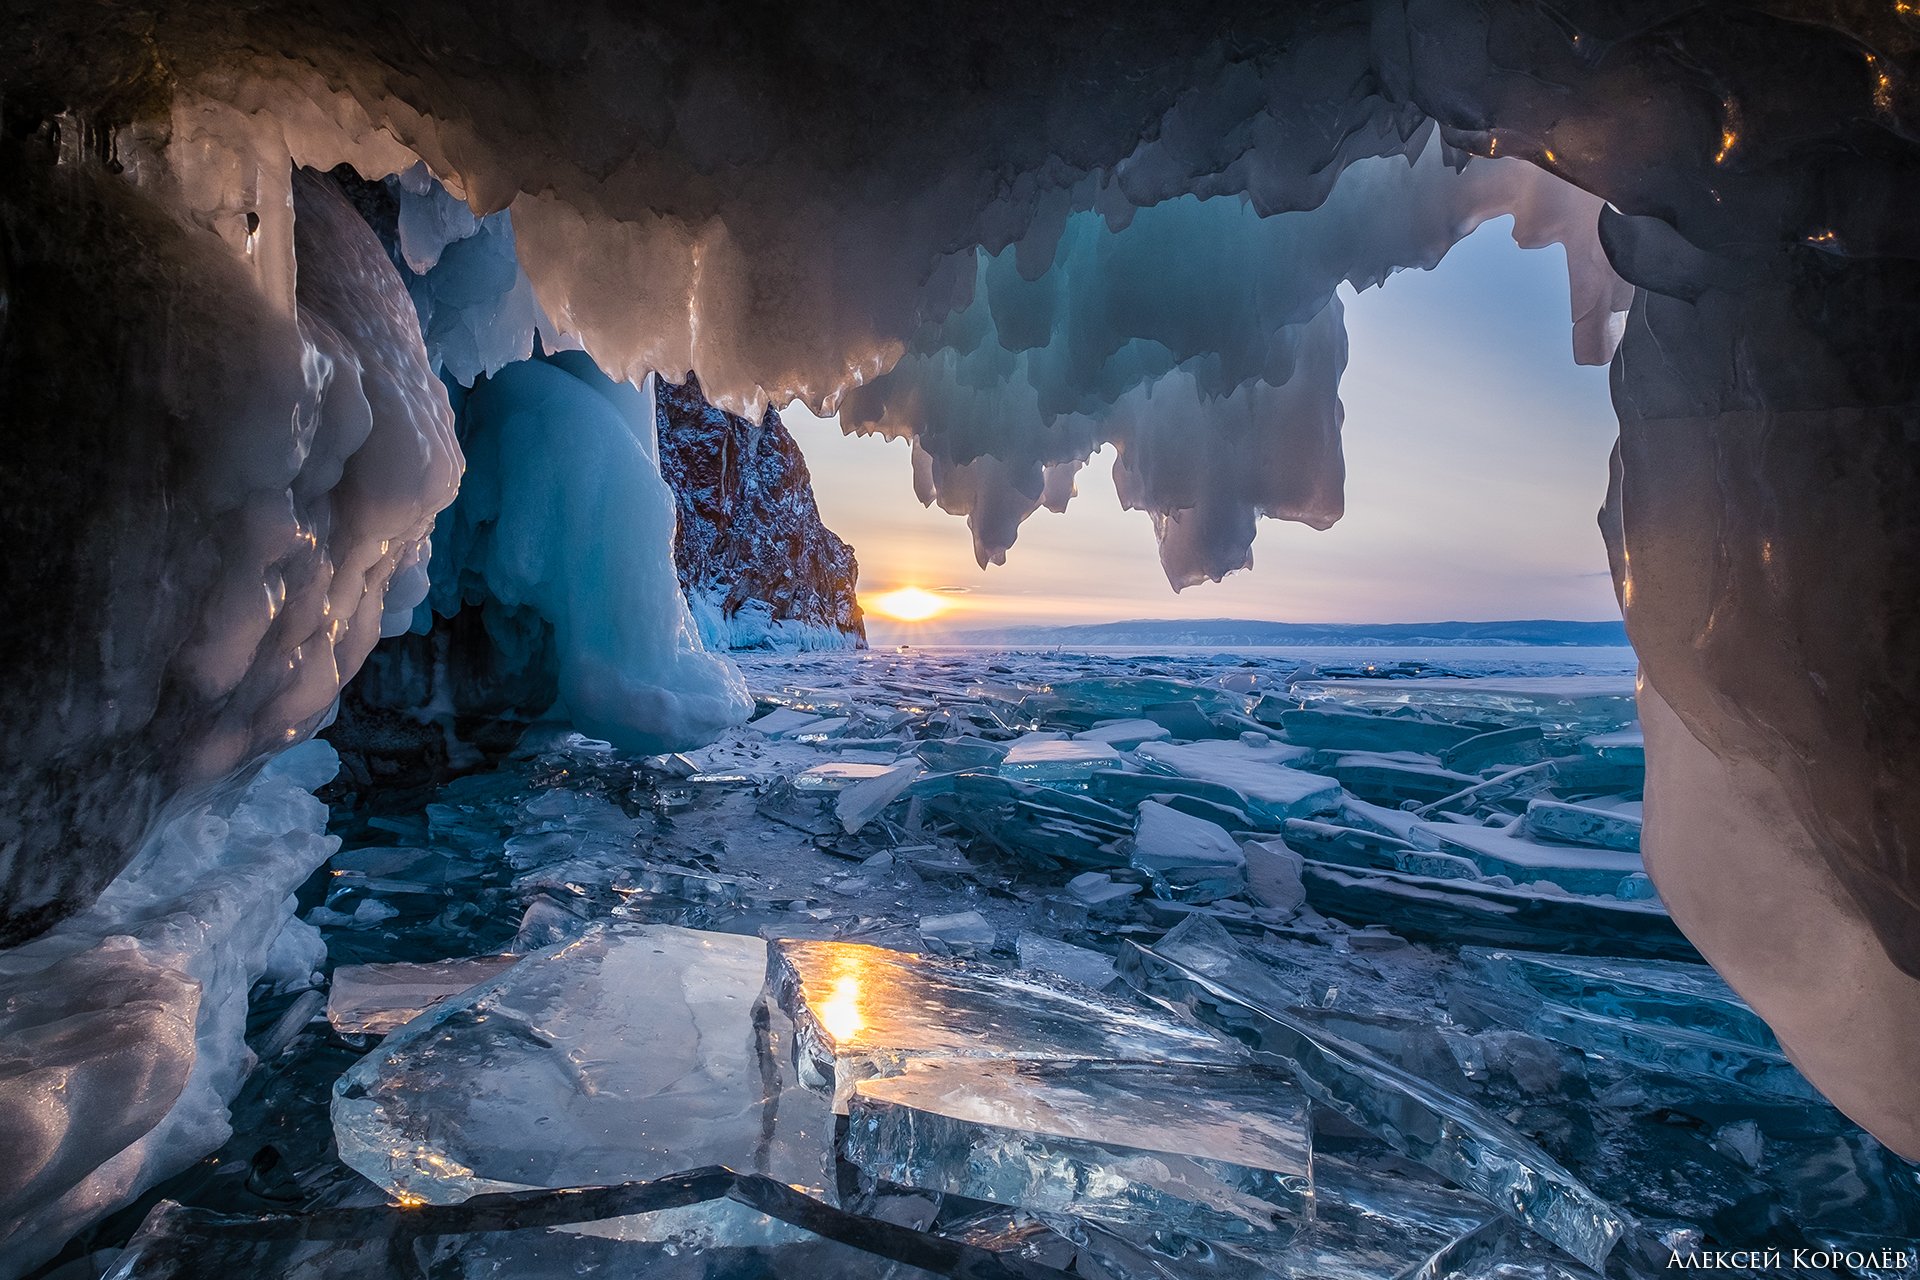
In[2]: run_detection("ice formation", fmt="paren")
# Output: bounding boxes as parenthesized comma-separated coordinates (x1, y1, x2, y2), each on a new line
(0, 740, 339, 1276)
(2, 0, 1920, 1255)
(426, 355, 751, 753)
(0, 156, 457, 944)
(20, 648, 1908, 1276)
(839, 139, 1625, 583)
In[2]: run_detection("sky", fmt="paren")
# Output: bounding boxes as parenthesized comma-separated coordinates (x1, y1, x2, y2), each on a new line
(780, 217, 1623, 641)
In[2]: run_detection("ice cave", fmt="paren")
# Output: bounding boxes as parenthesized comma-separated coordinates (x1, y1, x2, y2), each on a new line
(1, 1, 1917, 1276)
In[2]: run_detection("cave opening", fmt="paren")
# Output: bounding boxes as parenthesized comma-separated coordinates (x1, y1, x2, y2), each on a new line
(3, 4, 1919, 1276)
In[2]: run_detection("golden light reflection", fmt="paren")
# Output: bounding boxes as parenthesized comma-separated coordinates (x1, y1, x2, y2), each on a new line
(866, 586, 950, 622)
(818, 973, 866, 1043)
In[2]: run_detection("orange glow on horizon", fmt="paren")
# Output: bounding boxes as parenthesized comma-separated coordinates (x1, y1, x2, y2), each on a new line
(866, 586, 951, 622)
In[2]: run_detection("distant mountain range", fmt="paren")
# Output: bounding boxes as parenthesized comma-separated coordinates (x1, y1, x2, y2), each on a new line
(929, 618, 1629, 647)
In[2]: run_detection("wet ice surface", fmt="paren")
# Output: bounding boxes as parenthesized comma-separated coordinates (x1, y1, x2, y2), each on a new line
(86, 646, 1919, 1279)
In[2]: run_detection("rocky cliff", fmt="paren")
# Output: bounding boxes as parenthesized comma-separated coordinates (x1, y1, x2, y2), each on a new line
(656, 376, 865, 650)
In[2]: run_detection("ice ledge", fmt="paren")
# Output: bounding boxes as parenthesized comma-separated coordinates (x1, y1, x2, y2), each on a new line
(0, 741, 341, 1279)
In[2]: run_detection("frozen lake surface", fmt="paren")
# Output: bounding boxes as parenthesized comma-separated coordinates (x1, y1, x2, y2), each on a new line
(91, 645, 1916, 1280)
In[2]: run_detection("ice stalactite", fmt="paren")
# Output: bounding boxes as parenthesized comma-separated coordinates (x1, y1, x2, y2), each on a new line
(840, 138, 1627, 584)
(428, 354, 752, 753)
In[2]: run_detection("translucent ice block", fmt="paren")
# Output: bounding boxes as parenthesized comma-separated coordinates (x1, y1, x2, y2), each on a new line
(793, 761, 904, 792)
(1409, 820, 1645, 896)
(1128, 800, 1246, 902)
(1452, 948, 1820, 1099)
(1523, 798, 1642, 853)
(1071, 718, 1172, 748)
(1278, 708, 1479, 755)
(844, 1058, 1311, 1243)
(769, 939, 1240, 1109)
(1030, 676, 1250, 727)
(1117, 938, 1635, 1270)
(332, 925, 835, 1231)
(1290, 676, 1637, 730)
(326, 955, 519, 1035)
(1135, 740, 1339, 822)
(997, 736, 1123, 782)
(1323, 752, 1480, 807)
(1298, 862, 1698, 961)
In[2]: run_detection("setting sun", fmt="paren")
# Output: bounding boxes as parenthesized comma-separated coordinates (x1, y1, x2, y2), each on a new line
(866, 586, 950, 622)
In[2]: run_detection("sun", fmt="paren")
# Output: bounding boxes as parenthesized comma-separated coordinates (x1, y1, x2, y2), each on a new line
(867, 586, 949, 622)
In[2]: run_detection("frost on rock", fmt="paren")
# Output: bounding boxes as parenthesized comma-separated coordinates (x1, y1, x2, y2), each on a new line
(0, 740, 339, 1277)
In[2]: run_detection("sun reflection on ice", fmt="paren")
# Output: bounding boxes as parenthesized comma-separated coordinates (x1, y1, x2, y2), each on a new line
(818, 973, 866, 1042)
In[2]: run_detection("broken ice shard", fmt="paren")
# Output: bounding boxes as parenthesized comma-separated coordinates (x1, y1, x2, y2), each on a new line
(1323, 752, 1481, 807)
(749, 707, 829, 737)
(1291, 675, 1637, 730)
(843, 1057, 1311, 1244)
(1071, 718, 1171, 748)
(1028, 676, 1248, 727)
(1278, 707, 1478, 755)
(1299, 862, 1698, 960)
(997, 735, 1123, 782)
(1128, 800, 1247, 902)
(1015, 930, 1119, 989)
(1407, 819, 1645, 896)
(1117, 937, 1634, 1270)
(1451, 948, 1821, 1099)
(1135, 738, 1341, 821)
(332, 924, 834, 1234)
(793, 761, 903, 792)
(1523, 798, 1643, 852)
(836, 762, 924, 833)
(325, 955, 519, 1035)
(916, 909, 996, 956)
(770, 938, 1239, 1109)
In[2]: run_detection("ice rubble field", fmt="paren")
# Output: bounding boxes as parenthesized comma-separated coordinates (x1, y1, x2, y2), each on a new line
(77, 649, 1918, 1279)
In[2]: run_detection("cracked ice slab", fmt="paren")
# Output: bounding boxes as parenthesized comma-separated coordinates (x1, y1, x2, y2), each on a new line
(1116, 936, 1635, 1270)
(997, 737, 1123, 782)
(331, 924, 834, 1239)
(1298, 862, 1698, 960)
(1450, 948, 1820, 1100)
(1408, 820, 1645, 897)
(325, 955, 519, 1036)
(769, 939, 1239, 1111)
(1291, 676, 1637, 729)
(844, 1058, 1311, 1244)
(1133, 739, 1339, 822)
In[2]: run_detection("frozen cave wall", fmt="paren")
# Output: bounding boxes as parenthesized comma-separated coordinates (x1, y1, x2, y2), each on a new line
(657, 376, 866, 652)
(0, 151, 458, 948)
(1, 0, 1920, 1257)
